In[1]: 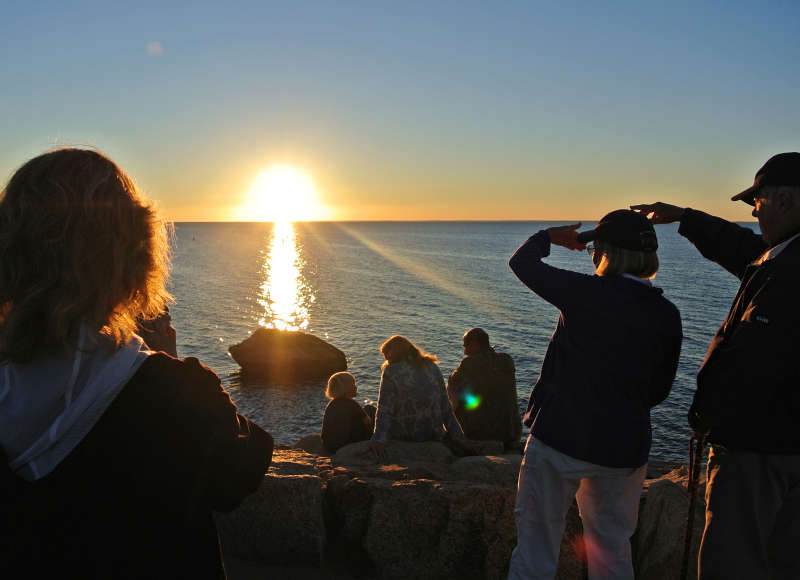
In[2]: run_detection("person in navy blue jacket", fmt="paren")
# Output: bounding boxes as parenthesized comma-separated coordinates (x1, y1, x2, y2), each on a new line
(507, 210, 682, 580)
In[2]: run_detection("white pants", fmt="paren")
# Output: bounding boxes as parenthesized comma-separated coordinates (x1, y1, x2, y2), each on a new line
(508, 437, 647, 580)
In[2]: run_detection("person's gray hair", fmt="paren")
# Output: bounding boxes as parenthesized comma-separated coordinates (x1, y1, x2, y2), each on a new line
(595, 240, 659, 279)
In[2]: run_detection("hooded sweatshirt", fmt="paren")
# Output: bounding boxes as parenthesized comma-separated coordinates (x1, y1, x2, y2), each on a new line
(0, 328, 149, 481)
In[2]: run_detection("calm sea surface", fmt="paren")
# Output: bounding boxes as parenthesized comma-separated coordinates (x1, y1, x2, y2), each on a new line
(170, 221, 757, 461)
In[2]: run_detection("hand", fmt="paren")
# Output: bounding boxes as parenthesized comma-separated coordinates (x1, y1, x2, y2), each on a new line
(137, 310, 178, 357)
(546, 223, 586, 250)
(630, 202, 686, 224)
(688, 409, 711, 436)
(367, 441, 387, 461)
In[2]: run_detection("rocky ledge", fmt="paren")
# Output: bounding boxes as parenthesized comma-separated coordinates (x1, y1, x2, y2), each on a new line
(216, 436, 705, 580)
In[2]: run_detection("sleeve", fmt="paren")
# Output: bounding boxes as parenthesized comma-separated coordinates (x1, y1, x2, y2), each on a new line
(136, 356, 272, 514)
(437, 367, 466, 440)
(509, 230, 598, 311)
(678, 209, 767, 279)
(648, 309, 683, 408)
(176, 357, 273, 513)
(499, 354, 522, 441)
(446, 361, 466, 410)
(371, 368, 396, 443)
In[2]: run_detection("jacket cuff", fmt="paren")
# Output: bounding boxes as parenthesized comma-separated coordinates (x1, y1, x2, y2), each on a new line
(530, 230, 551, 257)
(677, 208, 704, 237)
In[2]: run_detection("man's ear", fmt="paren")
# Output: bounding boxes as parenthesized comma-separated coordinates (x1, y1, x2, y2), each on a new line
(774, 187, 794, 212)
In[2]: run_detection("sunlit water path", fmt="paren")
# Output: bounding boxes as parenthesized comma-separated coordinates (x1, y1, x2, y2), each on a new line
(258, 221, 313, 331)
(170, 221, 754, 459)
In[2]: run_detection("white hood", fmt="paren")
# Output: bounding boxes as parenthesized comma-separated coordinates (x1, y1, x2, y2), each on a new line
(0, 329, 150, 481)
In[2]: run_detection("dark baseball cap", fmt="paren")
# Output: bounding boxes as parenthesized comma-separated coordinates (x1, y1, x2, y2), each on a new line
(576, 209, 658, 252)
(731, 152, 800, 206)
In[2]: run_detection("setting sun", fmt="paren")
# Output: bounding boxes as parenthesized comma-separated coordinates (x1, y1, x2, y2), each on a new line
(235, 165, 325, 222)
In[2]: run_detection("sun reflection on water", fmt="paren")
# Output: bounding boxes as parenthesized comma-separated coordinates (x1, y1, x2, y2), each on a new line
(258, 221, 313, 331)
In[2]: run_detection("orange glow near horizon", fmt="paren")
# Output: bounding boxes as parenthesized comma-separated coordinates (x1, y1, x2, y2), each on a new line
(234, 165, 327, 222)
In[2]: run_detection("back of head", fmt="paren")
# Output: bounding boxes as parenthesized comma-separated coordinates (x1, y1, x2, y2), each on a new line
(578, 209, 659, 278)
(380, 334, 438, 369)
(594, 240, 659, 278)
(463, 327, 490, 352)
(0, 148, 172, 362)
(326, 371, 356, 399)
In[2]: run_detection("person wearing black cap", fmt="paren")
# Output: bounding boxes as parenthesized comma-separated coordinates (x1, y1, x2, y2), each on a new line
(632, 152, 800, 580)
(507, 211, 682, 580)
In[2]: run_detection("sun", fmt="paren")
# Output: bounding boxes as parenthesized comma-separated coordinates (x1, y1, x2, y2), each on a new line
(237, 165, 322, 222)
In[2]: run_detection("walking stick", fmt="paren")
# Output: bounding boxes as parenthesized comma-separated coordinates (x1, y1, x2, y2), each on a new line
(680, 433, 706, 580)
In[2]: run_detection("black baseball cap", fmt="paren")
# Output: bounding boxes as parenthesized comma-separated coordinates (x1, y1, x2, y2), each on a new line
(731, 152, 800, 206)
(576, 209, 658, 252)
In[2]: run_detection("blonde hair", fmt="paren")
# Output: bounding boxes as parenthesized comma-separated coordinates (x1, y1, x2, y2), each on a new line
(0, 148, 172, 362)
(594, 240, 659, 279)
(380, 335, 438, 370)
(326, 371, 357, 399)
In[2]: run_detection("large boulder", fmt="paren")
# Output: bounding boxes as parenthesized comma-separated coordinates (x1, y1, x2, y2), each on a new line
(229, 328, 347, 383)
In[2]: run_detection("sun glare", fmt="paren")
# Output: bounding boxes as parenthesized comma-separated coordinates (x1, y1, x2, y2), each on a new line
(238, 165, 322, 222)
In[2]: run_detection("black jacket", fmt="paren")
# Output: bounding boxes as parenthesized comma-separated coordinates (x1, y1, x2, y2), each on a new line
(447, 349, 521, 444)
(320, 397, 371, 453)
(1, 353, 273, 579)
(680, 209, 800, 453)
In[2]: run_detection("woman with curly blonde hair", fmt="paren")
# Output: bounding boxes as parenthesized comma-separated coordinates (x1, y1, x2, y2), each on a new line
(0, 149, 273, 579)
(368, 335, 469, 459)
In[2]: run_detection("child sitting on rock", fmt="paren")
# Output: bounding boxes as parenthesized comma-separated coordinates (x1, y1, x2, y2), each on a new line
(321, 372, 374, 453)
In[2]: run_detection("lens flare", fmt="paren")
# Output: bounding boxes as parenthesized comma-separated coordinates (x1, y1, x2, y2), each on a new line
(463, 392, 482, 410)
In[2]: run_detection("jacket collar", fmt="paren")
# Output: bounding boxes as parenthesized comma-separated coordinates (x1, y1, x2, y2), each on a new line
(751, 231, 800, 266)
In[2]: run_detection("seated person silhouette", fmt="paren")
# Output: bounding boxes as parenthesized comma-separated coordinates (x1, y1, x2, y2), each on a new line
(368, 335, 470, 460)
(447, 328, 521, 450)
(321, 372, 374, 453)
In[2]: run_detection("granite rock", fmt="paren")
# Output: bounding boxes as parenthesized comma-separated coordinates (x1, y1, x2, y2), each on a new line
(218, 438, 699, 580)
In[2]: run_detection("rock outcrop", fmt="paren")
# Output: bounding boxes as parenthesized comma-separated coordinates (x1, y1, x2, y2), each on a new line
(228, 328, 347, 383)
(217, 436, 705, 579)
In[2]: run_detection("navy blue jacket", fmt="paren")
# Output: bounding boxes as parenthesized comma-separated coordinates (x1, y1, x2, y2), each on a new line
(510, 231, 682, 468)
(680, 209, 800, 453)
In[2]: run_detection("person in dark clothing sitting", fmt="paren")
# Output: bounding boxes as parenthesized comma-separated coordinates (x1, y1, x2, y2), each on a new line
(321, 371, 374, 453)
(0, 148, 274, 580)
(447, 328, 521, 450)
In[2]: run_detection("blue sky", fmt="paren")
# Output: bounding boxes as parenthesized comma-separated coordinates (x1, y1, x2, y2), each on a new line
(1, 1, 798, 220)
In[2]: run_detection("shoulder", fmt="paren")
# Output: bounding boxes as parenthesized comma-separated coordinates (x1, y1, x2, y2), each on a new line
(494, 351, 515, 368)
(120, 353, 234, 418)
(772, 242, 800, 278)
(134, 353, 224, 392)
(326, 397, 359, 412)
(655, 291, 682, 325)
(383, 360, 410, 377)
(425, 360, 443, 374)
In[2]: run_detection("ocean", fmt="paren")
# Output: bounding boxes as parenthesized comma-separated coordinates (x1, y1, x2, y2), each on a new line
(169, 220, 756, 461)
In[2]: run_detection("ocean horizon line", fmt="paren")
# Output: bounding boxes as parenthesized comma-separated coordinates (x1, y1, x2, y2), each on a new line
(173, 219, 759, 225)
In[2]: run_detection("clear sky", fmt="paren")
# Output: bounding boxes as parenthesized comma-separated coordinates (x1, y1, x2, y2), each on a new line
(1, 1, 798, 221)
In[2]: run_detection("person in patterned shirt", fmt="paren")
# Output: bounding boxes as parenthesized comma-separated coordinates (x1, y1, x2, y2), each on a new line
(368, 335, 468, 460)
